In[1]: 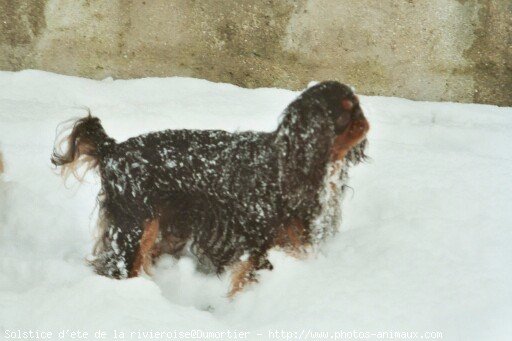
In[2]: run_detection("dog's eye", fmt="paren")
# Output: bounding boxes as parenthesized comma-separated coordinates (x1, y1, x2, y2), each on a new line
(341, 99, 354, 111)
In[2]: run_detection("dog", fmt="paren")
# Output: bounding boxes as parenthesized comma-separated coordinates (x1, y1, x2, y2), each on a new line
(51, 81, 369, 296)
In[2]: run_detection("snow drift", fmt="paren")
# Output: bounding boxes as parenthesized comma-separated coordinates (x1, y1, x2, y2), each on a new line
(0, 70, 511, 340)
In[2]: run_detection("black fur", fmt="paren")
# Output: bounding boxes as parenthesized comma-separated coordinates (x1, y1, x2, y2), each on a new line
(52, 81, 368, 279)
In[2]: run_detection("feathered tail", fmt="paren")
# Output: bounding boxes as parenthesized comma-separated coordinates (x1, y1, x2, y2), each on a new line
(51, 114, 112, 181)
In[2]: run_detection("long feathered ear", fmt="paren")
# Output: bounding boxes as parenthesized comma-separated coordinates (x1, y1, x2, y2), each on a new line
(276, 95, 333, 214)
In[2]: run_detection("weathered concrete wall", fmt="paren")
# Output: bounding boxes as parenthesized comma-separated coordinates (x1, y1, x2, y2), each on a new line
(1, 0, 510, 105)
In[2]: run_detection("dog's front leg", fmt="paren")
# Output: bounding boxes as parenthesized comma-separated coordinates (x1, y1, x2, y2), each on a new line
(228, 253, 273, 298)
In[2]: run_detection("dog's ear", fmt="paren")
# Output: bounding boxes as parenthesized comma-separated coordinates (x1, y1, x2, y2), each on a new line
(276, 98, 332, 213)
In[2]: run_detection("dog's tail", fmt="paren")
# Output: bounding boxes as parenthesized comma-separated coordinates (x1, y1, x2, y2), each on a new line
(51, 113, 112, 181)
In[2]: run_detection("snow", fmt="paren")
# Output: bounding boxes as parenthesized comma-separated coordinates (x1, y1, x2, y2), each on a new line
(1, 70, 511, 340)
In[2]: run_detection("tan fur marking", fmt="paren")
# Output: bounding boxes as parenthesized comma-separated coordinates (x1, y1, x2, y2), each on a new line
(228, 258, 257, 298)
(53, 131, 99, 182)
(152, 234, 188, 260)
(341, 99, 354, 111)
(331, 118, 369, 162)
(275, 219, 309, 258)
(129, 218, 159, 277)
(0, 151, 3, 174)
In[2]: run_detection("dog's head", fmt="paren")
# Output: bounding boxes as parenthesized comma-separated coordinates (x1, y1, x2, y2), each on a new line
(277, 81, 369, 170)
(314, 82, 369, 162)
(276, 81, 369, 212)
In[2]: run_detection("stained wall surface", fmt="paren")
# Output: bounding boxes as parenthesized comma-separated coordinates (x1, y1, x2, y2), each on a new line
(1, 0, 510, 105)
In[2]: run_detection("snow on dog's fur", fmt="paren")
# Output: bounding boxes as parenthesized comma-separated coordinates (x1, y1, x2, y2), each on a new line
(51, 81, 369, 295)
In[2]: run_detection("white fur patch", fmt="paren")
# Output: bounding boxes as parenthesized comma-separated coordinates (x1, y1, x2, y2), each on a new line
(310, 160, 349, 245)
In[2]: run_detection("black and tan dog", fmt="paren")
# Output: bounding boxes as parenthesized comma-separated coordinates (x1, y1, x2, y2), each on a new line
(52, 81, 369, 296)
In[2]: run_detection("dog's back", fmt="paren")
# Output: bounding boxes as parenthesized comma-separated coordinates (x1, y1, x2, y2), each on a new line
(99, 128, 283, 272)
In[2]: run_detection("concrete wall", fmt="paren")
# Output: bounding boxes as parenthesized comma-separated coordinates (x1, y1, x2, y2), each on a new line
(1, 0, 510, 106)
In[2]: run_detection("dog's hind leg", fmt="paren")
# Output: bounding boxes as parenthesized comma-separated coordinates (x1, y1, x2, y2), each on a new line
(152, 233, 188, 260)
(129, 218, 159, 277)
(152, 205, 190, 260)
(92, 208, 158, 279)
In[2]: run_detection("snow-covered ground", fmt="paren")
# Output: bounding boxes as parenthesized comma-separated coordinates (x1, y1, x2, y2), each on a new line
(0, 70, 511, 340)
